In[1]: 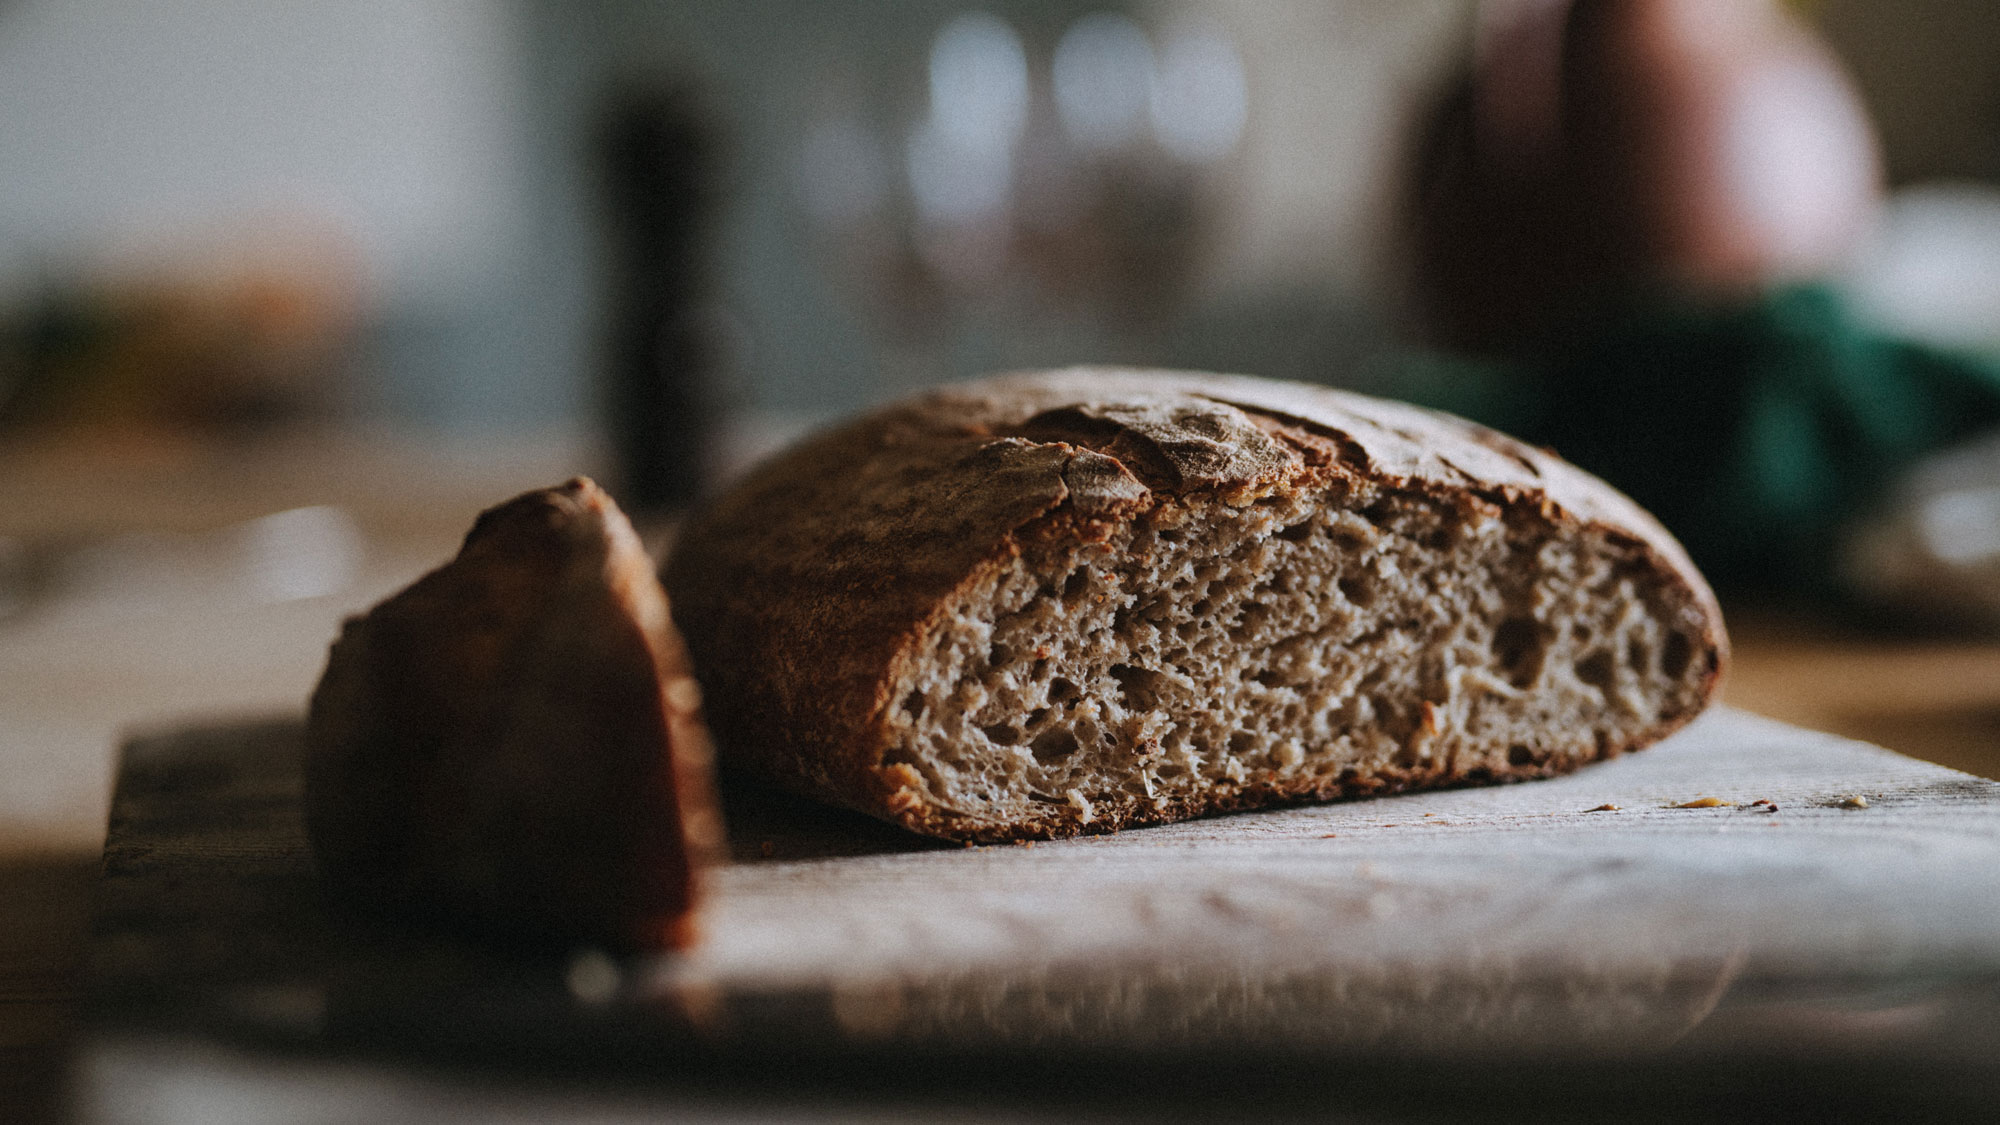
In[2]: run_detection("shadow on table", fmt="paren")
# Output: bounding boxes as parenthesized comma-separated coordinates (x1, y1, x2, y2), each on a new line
(0, 849, 98, 1125)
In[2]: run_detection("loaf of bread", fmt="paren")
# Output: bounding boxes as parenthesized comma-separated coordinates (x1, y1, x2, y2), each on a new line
(306, 478, 721, 950)
(665, 369, 1725, 843)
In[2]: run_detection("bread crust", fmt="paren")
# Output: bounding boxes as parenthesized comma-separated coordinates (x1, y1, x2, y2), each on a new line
(307, 478, 722, 949)
(665, 369, 1727, 841)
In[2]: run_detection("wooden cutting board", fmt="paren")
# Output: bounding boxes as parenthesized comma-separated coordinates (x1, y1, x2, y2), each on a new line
(80, 707, 2000, 1119)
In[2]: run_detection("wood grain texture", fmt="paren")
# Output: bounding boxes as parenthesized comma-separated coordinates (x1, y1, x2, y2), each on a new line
(87, 706, 2000, 1071)
(683, 705, 2000, 988)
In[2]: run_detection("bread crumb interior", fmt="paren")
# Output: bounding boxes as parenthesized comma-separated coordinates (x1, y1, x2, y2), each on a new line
(882, 483, 1714, 835)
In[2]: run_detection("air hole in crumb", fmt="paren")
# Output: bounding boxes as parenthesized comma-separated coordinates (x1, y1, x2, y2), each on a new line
(1576, 649, 1617, 695)
(1228, 731, 1256, 755)
(1492, 616, 1547, 688)
(1062, 569, 1090, 602)
(1231, 601, 1273, 641)
(1626, 636, 1649, 673)
(1048, 677, 1080, 705)
(1276, 520, 1313, 543)
(1338, 573, 1376, 607)
(1250, 669, 1293, 689)
(981, 723, 1020, 746)
(1030, 728, 1079, 764)
(1111, 664, 1167, 711)
(989, 641, 1014, 667)
(900, 691, 925, 718)
(1026, 707, 1050, 728)
(1662, 631, 1695, 679)
(1112, 606, 1139, 642)
(1507, 744, 1534, 766)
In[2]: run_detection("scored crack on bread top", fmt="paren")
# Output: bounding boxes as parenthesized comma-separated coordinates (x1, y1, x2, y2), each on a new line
(665, 368, 1727, 842)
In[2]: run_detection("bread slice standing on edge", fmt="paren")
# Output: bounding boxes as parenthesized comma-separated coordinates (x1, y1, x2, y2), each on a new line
(665, 369, 1726, 843)
(306, 478, 722, 950)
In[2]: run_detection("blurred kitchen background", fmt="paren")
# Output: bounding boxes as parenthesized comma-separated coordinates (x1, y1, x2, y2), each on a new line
(0, 0, 1460, 459)
(1, 0, 1997, 463)
(4, 0, 2000, 846)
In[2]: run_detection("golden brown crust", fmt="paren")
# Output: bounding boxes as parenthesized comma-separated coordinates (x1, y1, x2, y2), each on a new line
(306, 478, 722, 950)
(664, 369, 1727, 842)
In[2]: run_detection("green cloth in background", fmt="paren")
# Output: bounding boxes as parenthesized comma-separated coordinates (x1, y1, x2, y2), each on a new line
(1398, 286, 2000, 595)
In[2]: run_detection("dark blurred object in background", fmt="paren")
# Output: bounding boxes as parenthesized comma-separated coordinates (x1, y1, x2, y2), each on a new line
(1407, 0, 1881, 359)
(596, 85, 724, 512)
(1399, 0, 2000, 616)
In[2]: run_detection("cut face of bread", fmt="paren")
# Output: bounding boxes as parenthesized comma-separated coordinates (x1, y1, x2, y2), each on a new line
(306, 478, 721, 950)
(665, 370, 1726, 842)
(894, 475, 1708, 834)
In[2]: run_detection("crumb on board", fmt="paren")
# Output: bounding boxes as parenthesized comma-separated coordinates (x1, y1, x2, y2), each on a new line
(1748, 799, 1779, 811)
(1585, 803, 1620, 812)
(1837, 795, 1871, 809)
(1672, 797, 1732, 808)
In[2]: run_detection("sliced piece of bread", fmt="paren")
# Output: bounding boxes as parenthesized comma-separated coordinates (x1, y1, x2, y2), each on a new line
(306, 478, 721, 950)
(665, 369, 1727, 843)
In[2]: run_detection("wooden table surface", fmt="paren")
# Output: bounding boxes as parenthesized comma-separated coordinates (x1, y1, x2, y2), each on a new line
(4, 433, 1999, 1120)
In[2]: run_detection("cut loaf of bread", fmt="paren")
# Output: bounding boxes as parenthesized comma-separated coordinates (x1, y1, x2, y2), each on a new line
(665, 369, 1726, 842)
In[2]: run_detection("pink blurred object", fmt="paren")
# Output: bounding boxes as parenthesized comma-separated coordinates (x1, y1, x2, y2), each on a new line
(1408, 0, 1882, 356)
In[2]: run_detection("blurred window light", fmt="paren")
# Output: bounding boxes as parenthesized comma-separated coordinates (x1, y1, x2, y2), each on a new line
(796, 115, 890, 227)
(907, 118, 1013, 226)
(1848, 183, 2000, 355)
(927, 12, 1030, 156)
(237, 505, 364, 604)
(1920, 488, 2000, 568)
(1150, 22, 1248, 163)
(1052, 12, 1156, 152)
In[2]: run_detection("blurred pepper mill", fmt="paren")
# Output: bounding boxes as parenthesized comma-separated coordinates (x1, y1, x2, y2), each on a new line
(596, 85, 723, 512)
